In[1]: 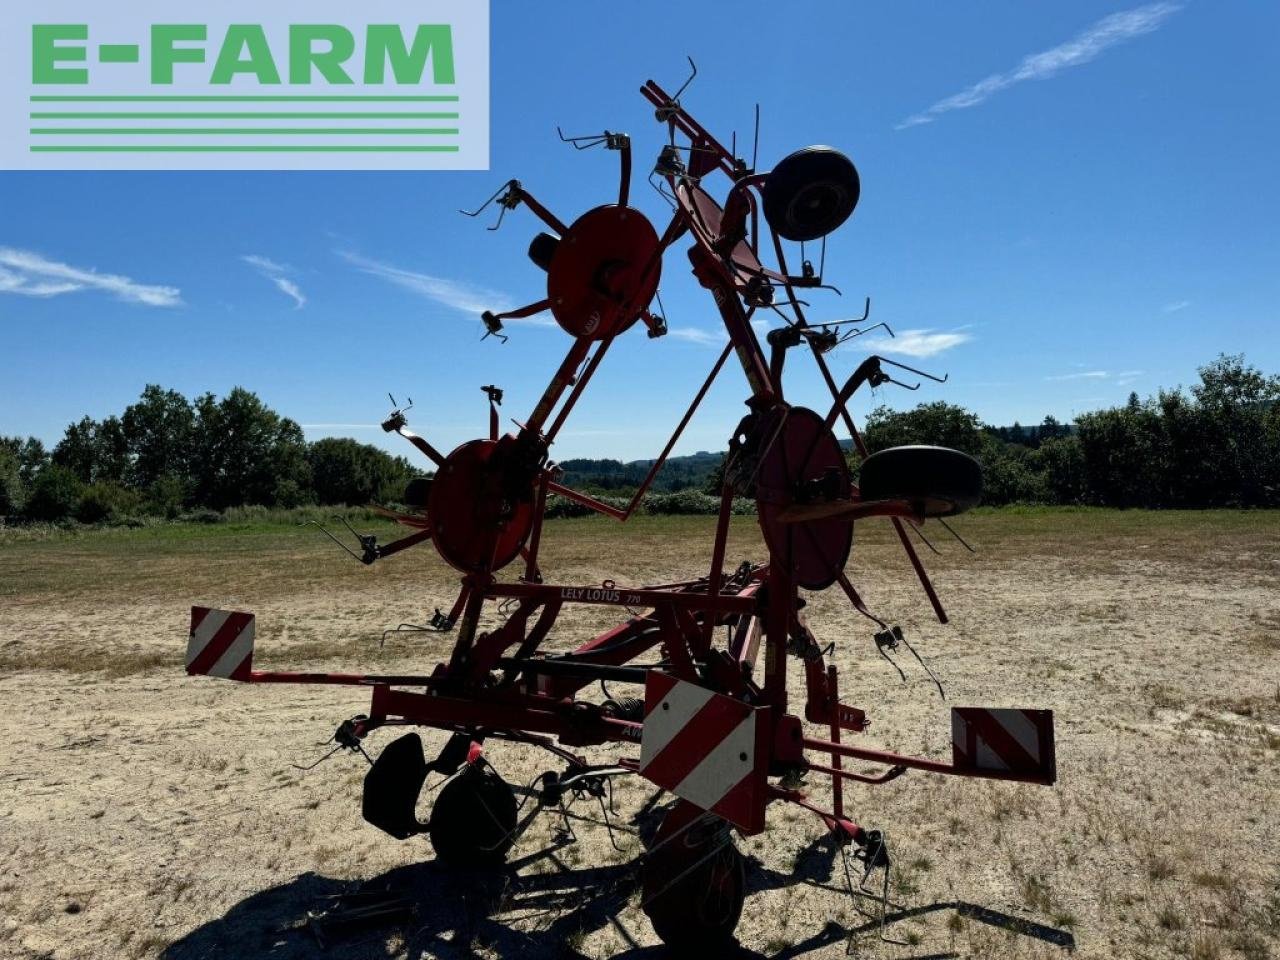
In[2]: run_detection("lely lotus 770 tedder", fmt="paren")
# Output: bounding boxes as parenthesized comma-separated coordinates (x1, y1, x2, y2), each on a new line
(184, 63, 1057, 952)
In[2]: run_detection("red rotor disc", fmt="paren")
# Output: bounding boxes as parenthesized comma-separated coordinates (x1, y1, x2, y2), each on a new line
(754, 407, 854, 590)
(426, 438, 534, 575)
(546, 205, 661, 340)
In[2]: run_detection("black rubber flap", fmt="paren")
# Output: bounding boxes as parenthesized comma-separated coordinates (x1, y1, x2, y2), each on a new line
(362, 732, 428, 839)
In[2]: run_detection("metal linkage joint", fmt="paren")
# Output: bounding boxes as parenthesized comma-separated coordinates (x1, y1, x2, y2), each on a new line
(654, 144, 685, 177)
(558, 127, 631, 152)
(460, 179, 523, 231)
(481, 311, 508, 343)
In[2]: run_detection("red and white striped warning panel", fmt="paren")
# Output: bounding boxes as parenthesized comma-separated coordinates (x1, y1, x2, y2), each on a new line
(951, 707, 1056, 784)
(639, 672, 769, 834)
(186, 607, 255, 682)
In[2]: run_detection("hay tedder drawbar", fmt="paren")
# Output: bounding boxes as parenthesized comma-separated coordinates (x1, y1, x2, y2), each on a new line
(185, 64, 1056, 952)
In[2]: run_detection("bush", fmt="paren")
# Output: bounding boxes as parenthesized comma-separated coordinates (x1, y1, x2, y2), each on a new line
(542, 489, 757, 518)
(980, 449, 1048, 505)
(544, 493, 630, 519)
(646, 490, 722, 515)
(144, 473, 189, 518)
(179, 508, 225, 524)
(0, 448, 23, 517)
(25, 464, 83, 522)
(75, 483, 142, 524)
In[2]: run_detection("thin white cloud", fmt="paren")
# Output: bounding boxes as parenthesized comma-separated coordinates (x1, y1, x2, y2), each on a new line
(275, 278, 306, 309)
(859, 328, 971, 358)
(1047, 369, 1110, 381)
(1046, 368, 1144, 384)
(1162, 299, 1190, 313)
(242, 254, 285, 273)
(896, 3, 1182, 130)
(338, 250, 555, 327)
(241, 254, 305, 309)
(667, 326, 727, 346)
(0, 246, 181, 306)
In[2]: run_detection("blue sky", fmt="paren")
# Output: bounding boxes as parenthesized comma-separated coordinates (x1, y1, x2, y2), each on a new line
(3, 1, 1278, 461)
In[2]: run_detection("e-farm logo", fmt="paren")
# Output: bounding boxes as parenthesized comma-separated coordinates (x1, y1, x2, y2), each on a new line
(0, 2, 489, 170)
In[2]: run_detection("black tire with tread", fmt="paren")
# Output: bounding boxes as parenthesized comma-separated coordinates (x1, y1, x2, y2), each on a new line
(858, 444, 982, 517)
(763, 146, 861, 242)
(527, 232, 559, 272)
(642, 814, 746, 954)
(427, 763, 517, 866)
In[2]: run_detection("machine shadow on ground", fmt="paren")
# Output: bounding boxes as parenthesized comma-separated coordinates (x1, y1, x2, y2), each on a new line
(162, 816, 1075, 960)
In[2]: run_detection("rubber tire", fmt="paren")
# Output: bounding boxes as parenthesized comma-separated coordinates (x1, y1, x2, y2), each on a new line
(858, 444, 983, 517)
(527, 232, 559, 272)
(763, 146, 860, 242)
(642, 809, 746, 955)
(427, 763, 517, 866)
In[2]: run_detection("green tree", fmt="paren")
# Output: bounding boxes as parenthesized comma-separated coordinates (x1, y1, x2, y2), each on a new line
(94, 416, 130, 485)
(52, 417, 100, 483)
(863, 402, 985, 457)
(190, 388, 312, 508)
(25, 463, 83, 521)
(0, 445, 24, 516)
(10, 437, 48, 486)
(1189, 354, 1280, 506)
(702, 457, 727, 496)
(122, 385, 194, 489)
(1036, 435, 1087, 504)
(307, 437, 414, 505)
(52, 416, 128, 485)
(1075, 401, 1164, 507)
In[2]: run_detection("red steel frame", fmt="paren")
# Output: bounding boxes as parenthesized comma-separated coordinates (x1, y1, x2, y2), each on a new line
(228, 74, 1053, 841)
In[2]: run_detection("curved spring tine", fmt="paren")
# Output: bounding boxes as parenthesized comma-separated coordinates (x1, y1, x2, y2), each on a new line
(938, 517, 976, 553)
(906, 520, 942, 556)
(880, 356, 949, 384)
(751, 102, 760, 173)
(899, 632, 946, 700)
(304, 519, 365, 563)
(648, 171, 677, 209)
(556, 126, 609, 150)
(671, 56, 698, 103)
(834, 321, 893, 347)
(458, 178, 511, 217)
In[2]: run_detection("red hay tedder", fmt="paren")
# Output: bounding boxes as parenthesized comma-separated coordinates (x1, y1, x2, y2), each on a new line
(184, 64, 1056, 953)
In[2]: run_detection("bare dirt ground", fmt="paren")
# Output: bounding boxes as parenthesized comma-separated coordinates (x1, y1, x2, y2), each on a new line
(2, 510, 1278, 960)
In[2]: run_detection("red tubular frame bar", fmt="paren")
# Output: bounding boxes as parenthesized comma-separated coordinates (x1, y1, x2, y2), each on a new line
(544, 332, 734, 522)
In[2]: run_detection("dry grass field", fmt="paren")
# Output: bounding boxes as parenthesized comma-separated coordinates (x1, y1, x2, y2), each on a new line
(1, 509, 1278, 960)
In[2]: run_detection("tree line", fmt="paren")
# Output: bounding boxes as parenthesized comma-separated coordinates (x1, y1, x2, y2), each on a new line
(0, 385, 415, 523)
(1, 354, 1276, 524)
(859, 354, 1279, 508)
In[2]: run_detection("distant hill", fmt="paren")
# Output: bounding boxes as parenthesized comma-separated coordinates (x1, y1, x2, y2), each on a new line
(555, 450, 723, 493)
(553, 422, 1078, 494)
